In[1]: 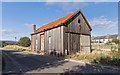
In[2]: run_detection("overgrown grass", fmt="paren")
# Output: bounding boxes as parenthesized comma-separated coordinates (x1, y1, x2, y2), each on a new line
(92, 44, 118, 51)
(4, 45, 32, 52)
(92, 52, 120, 67)
(65, 51, 120, 67)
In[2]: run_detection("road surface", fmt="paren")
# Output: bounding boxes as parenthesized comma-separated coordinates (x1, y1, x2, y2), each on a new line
(1, 49, 120, 74)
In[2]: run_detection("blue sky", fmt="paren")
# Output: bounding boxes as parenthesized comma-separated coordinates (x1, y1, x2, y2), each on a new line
(2, 0, 120, 2)
(1, 2, 118, 41)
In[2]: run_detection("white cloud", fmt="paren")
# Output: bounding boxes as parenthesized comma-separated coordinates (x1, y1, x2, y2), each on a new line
(89, 16, 118, 33)
(2, 0, 40, 2)
(45, 0, 119, 2)
(0, 29, 18, 35)
(45, 2, 88, 13)
(45, 0, 86, 2)
(89, 16, 118, 30)
(24, 23, 33, 29)
(2, 0, 119, 2)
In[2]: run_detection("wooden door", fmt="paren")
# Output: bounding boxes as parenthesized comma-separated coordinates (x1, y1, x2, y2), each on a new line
(67, 33, 80, 54)
(40, 34, 44, 51)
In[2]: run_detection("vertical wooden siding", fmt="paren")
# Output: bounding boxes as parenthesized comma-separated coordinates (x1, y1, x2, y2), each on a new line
(63, 13, 91, 54)
(40, 34, 44, 51)
(44, 26, 64, 53)
(34, 34, 40, 52)
(31, 35, 35, 51)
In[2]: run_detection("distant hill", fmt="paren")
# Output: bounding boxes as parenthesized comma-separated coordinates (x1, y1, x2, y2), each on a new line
(91, 34, 119, 43)
(92, 34, 118, 40)
(0, 40, 17, 45)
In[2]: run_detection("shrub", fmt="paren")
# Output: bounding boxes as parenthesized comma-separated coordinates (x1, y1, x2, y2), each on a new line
(112, 53, 120, 59)
(93, 57, 100, 63)
(112, 58, 120, 66)
(92, 55, 120, 67)
(112, 38, 119, 44)
(22, 49, 26, 51)
(0, 41, 8, 47)
(118, 48, 120, 51)
(111, 46, 117, 51)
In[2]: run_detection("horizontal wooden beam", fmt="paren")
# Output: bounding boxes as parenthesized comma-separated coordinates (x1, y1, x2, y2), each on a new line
(65, 31, 91, 36)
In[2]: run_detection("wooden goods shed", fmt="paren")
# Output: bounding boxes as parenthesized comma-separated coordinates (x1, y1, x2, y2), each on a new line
(31, 10, 92, 55)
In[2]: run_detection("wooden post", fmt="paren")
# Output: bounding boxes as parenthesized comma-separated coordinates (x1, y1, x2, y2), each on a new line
(90, 35, 92, 53)
(68, 33, 70, 55)
(79, 34, 81, 52)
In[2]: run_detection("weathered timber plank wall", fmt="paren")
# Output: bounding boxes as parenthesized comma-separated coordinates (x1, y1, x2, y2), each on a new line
(44, 26, 64, 53)
(31, 35, 35, 51)
(63, 13, 91, 54)
(80, 35, 91, 52)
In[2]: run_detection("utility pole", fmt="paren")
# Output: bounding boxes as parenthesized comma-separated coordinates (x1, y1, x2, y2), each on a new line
(15, 37, 16, 44)
(98, 37, 100, 50)
(15, 37, 16, 49)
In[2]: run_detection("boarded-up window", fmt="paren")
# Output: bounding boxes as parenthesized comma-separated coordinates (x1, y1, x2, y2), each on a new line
(80, 35, 90, 52)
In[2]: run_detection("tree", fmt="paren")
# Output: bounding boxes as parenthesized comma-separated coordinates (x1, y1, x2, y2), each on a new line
(112, 38, 119, 44)
(0, 41, 8, 47)
(18, 37, 31, 47)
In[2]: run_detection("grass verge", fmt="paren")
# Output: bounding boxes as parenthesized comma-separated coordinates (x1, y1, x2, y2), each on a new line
(4, 45, 32, 52)
(65, 51, 120, 67)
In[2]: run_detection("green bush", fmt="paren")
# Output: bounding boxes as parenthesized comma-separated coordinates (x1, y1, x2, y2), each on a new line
(112, 38, 119, 44)
(112, 53, 120, 58)
(93, 56, 109, 64)
(92, 55, 120, 67)
(93, 57, 101, 63)
(118, 48, 120, 52)
(0, 41, 8, 47)
(111, 46, 117, 51)
(18, 37, 31, 47)
(22, 49, 26, 51)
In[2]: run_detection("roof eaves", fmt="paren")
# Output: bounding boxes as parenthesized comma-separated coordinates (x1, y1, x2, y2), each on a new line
(31, 23, 65, 35)
(64, 10, 80, 25)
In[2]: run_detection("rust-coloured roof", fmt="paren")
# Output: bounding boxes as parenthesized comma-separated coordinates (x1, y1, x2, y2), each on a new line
(32, 10, 92, 35)
(34, 11, 78, 34)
